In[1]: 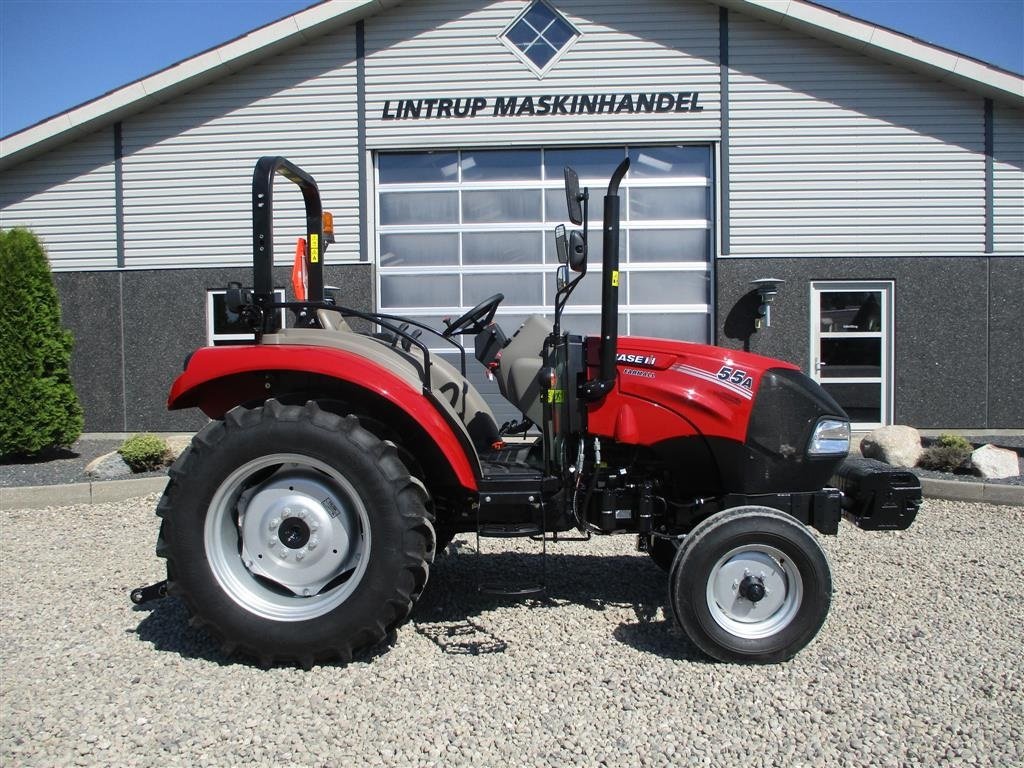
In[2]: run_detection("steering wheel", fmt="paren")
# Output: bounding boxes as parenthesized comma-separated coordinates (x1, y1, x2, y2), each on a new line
(442, 293, 504, 338)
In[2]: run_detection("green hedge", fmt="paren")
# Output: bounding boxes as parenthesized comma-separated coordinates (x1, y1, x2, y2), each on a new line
(0, 228, 83, 458)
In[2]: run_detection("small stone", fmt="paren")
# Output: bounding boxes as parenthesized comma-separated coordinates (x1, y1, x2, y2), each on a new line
(84, 451, 132, 480)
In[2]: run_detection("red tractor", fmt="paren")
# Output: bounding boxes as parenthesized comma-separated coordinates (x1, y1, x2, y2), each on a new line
(134, 156, 920, 666)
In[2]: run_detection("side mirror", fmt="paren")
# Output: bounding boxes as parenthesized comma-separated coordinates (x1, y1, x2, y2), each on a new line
(554, 224, 569, 264)
(556, 264, 569, 291)
(225, 281, 249, 313)
(568, 230, 587, 274)
(564, 167, 583, 225)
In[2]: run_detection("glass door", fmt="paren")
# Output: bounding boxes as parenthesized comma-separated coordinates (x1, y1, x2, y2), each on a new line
(810, 282, 893, 428)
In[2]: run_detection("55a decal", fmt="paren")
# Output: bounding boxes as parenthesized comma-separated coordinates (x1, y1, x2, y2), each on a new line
(716, 366, 753, 390)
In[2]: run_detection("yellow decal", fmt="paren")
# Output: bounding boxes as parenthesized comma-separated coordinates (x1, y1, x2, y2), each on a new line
(310, 233, 319, 263)
(546, 389, 565, 404)
(611, 270, 619, 287)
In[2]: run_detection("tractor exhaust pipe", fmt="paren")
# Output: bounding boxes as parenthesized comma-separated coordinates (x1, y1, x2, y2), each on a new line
(582, 158, 629, 401)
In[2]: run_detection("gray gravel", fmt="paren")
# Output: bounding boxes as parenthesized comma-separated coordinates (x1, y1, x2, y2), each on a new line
(0, 438, 167, 488)
(2, 496, 1023, 767)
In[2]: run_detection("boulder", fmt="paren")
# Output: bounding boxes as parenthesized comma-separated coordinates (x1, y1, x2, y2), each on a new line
(970, 444, 1020, 480)
(85, 451, 132, 480)
(860, 425, 923, 468)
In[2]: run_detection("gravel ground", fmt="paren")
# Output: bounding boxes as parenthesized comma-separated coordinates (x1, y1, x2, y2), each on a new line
(2, 496, 1023, 767)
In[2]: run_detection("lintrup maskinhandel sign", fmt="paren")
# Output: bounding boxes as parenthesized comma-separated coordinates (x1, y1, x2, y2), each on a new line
(381, 92, 704, 120)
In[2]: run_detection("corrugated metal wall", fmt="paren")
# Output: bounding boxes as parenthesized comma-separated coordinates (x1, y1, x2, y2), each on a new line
(0, 129, 117, 270)
(727, 13, 987, 257)
(993, 104, 1024, 253)
(120, 28, 361, 269)
(364, 0, 722, 148)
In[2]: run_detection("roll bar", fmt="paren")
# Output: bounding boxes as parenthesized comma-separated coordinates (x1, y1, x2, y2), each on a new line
(251, 156, 324, 331)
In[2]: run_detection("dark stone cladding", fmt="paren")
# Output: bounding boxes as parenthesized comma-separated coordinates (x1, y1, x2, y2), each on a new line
(716, 256, 1023, 430)
(54, 264, 373, 432)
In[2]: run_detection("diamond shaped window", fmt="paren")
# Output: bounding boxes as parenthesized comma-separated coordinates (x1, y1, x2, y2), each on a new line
(501, 1, 579, 75)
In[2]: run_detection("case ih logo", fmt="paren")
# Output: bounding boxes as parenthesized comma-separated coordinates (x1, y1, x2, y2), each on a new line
(617, 353, 658, 367)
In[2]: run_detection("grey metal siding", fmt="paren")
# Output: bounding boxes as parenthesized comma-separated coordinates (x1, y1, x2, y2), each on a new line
(993, 104, 1024, 253)
(727, 13, 986, 256)
(364, 0, 722, 149)
(119, 27, 361, 270)
(0, 128, 117, 270)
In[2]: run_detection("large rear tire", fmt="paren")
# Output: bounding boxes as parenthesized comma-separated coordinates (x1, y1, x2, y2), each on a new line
(156, 400, 434, 667)
(669, 506, 831, 664)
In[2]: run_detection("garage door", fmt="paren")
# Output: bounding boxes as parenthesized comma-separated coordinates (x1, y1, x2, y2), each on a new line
(375, 145, 713, 423)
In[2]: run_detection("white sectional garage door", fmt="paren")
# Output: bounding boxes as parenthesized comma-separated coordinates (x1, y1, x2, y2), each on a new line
(375, 145, 714, 423)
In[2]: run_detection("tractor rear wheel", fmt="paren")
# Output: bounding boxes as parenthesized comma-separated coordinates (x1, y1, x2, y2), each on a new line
(156, 399, 435, 667)
(669, 506, 831, 664)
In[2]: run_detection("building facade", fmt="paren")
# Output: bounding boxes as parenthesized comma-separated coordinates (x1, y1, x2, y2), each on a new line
(1, 0, 1021, 432)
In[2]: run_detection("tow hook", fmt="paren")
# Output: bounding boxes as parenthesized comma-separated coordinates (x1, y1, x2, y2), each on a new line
(130, 580, 168, 605)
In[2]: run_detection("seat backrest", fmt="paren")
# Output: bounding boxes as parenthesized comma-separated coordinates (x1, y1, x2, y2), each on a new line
(493, 314, 552, 425)
(316, 308, 352, 332)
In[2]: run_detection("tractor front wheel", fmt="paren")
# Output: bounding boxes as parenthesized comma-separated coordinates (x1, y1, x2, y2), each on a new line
(669, 506, 831, 664)
(156, 400, 435, 667)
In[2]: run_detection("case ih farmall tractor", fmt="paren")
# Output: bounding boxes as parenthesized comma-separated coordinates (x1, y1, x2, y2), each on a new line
(134, 156, 920, 666)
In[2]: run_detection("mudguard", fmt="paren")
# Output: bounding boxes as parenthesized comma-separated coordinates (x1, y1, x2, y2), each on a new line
(168, 345, 478, 490)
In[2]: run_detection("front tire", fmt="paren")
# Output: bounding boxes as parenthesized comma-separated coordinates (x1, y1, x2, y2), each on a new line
(156, 400, 434, 667)
(669, 506, 831, 664)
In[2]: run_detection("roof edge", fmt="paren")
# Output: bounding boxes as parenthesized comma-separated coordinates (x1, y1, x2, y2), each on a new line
(0, 0, 397, 171)
(712, 0, 1024, 106)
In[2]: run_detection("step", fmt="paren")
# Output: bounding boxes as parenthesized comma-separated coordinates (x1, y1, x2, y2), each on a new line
(478, 523, 543, 538)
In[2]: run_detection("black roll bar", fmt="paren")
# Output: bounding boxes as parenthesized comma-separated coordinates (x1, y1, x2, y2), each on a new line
(252, 156, 324, 332)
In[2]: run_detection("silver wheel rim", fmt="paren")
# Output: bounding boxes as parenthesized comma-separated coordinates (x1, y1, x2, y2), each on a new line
(706, 544, 802, 640)
(204, 453, 370, 622)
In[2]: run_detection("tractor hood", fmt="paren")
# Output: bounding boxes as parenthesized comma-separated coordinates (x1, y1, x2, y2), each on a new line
(587, 335, 850, 495)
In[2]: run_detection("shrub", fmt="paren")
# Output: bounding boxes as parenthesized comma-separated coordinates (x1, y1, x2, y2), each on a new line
(0, 228, 83, 458)
(918, 433, 973, 472)
(119, 434, 170, 472)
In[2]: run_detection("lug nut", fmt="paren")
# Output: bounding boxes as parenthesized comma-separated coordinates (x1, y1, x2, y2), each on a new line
(308, 536, 319, 551)
(269, 517, 281, 531)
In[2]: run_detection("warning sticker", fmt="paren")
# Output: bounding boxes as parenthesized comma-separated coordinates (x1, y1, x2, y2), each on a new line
(611, 270, 619, 287)
(310, 233, 319, 263)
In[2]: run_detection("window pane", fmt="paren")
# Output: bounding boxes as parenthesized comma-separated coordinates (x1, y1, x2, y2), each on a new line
(629, 187, 709, 220)
(211, 292, 251, 336)
(822, 383, 880, 424)
(542, 17, 575, 49)
(629, 229, 709, 262)
(629, 271, 709, 305)
(629, 313, 709, 342)
(524, 1, 556, 29)
(544, 147, 625, 181)
(628, 146, 711, 178)
(464, 273, 542, 306)
(819, 291, 884, 333)
(464, 231, 543, 265)
(545, 270, 626, 305)
(505, 21, 537, 50)
(461, 149, 541, 181)
(380, 233, 458, 267)
(379, 152, 459, 184)
(380, 274, 459, 308)
(525, 42, 556, 68)
(379, 191, 458, 225)
(463, 189, 541, 223)
(821, 338, 882, 378)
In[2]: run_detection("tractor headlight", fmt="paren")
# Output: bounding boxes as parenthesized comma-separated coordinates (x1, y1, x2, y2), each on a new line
(807, 418, 850, 456)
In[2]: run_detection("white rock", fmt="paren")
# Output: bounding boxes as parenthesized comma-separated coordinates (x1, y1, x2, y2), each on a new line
(970, 444, 1020, 480)
(860, 425, 923, 468)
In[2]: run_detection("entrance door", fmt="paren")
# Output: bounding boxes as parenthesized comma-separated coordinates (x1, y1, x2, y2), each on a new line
(810, 282, 893, 428)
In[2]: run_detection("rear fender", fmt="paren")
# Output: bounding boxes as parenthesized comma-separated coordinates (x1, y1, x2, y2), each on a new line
(169, 345, 479, 490)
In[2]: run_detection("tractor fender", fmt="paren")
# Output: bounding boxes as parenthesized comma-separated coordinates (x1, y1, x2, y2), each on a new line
(168, 345, 478, 490)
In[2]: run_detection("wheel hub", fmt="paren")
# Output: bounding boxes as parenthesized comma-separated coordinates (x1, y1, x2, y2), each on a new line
(238, 470, 359, 597)
(706, 545, 803, 640)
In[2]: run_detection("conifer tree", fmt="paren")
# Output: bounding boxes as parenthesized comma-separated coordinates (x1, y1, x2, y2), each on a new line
(0, 228, 84, 457)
